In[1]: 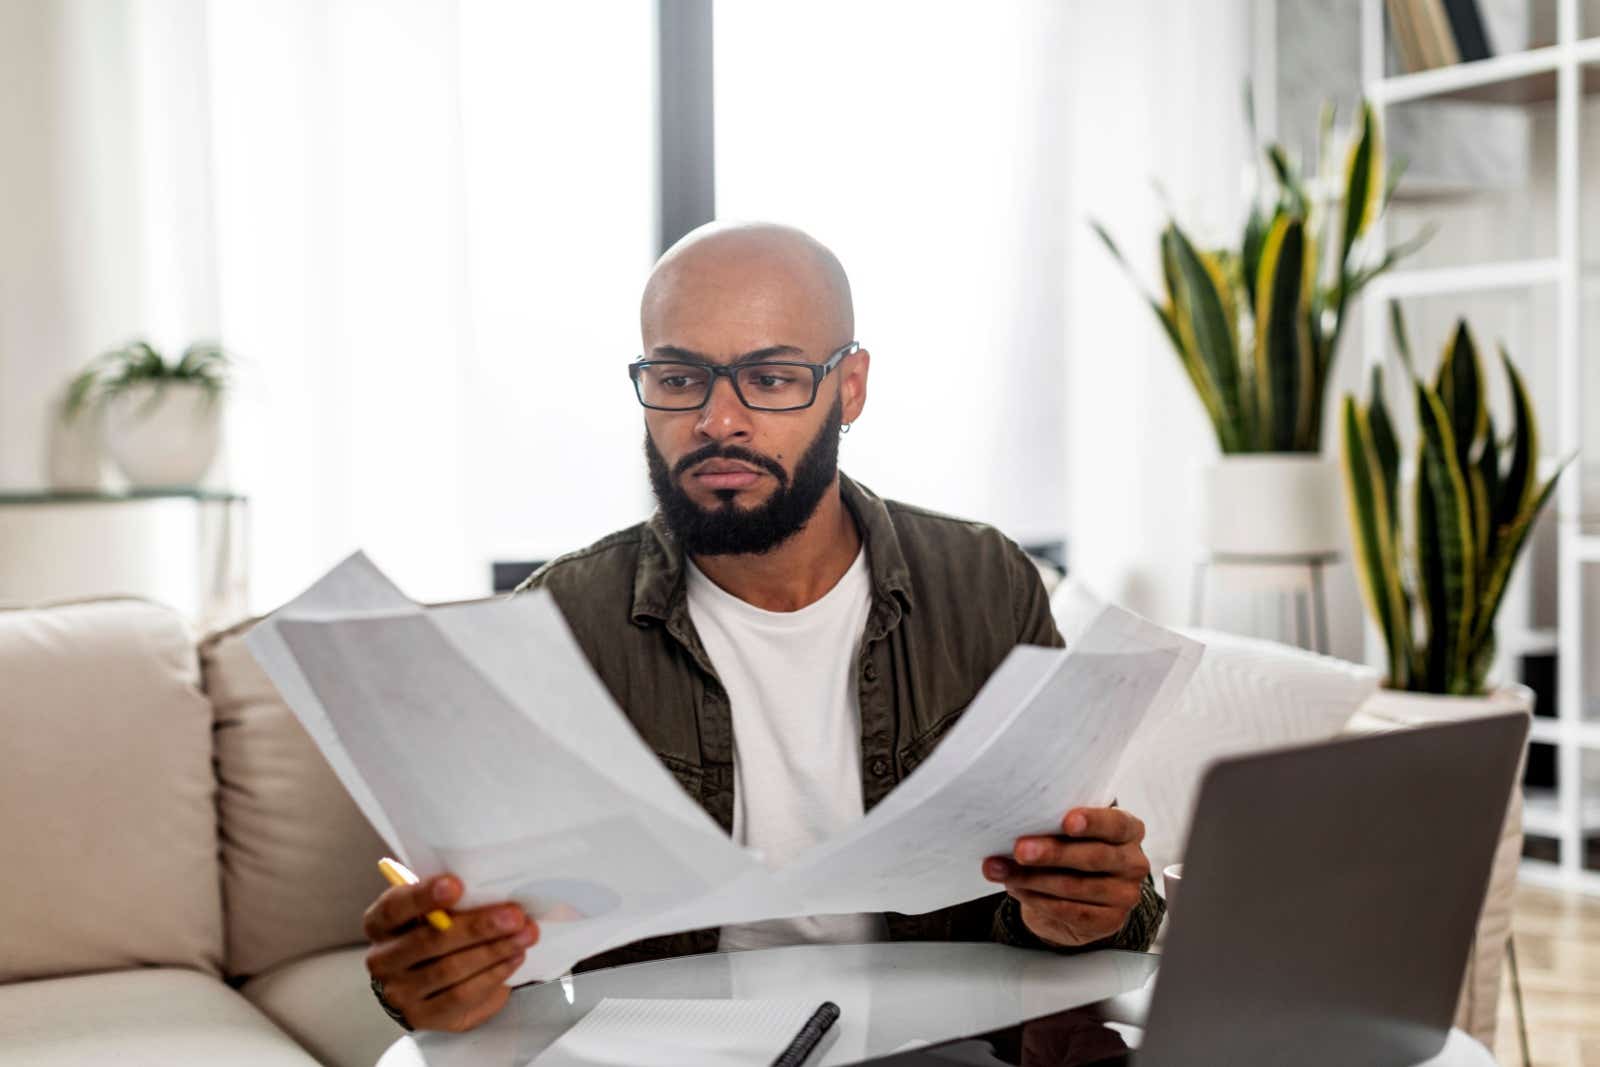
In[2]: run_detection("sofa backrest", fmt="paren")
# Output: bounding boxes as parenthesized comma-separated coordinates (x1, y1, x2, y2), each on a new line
(0, 599, 225, 983)
(201, 618, 389, 979)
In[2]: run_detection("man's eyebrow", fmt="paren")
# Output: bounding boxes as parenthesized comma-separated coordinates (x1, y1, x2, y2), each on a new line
(650, 344, 806, 365)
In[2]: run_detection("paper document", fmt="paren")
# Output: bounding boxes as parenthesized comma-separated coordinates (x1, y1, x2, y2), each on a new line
(245, 553, 1200, 981)
(530, 998, 821, 1067)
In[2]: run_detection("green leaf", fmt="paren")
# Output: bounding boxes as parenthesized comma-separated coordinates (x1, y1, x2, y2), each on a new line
(1389, 302, 1415, 374)
(1475, 411, 1501, 576)
(1268, 145, 1307, 216)
(1092, 220, 1235, 450)
(1435, 321, 1486, 476)
(1415, 382, 1477, 693)
(1341, 396, 1411, 687)
(1339, 102, 1382, 296)
(1169, 223, 1246, 449)
(1367, 366, 1402, 542)
(1497, 345, 1539, 531)
(1473, 459, 1570, 657)
(1254, 215, 1312, 450)
(1242, 207, 1269, 322)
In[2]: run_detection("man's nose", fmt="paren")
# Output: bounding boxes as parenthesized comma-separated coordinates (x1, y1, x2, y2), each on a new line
(694, 375, 753, 443)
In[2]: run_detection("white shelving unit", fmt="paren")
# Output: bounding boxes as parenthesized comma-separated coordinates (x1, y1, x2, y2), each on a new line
(1360, 0, 1599, 895)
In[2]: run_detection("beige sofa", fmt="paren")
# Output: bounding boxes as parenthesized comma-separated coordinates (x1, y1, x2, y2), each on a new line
(1, 597, 401, 1066)
(1, 590, 1522, 1062)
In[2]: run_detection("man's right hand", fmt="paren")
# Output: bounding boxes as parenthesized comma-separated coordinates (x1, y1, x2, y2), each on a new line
(363, 873, 539, 1032)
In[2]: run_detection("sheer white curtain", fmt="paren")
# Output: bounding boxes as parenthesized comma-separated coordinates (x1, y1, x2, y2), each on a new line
(205, 0, 657, 608)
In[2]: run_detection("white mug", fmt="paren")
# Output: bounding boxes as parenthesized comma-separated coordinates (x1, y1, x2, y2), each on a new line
(1162, 863, 1183, 908)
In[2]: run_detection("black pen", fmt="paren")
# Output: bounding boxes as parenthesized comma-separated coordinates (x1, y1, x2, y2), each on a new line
(771, 1001, 841, 1067)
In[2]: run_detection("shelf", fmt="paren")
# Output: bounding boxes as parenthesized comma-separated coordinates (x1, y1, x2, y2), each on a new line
(1503, 627, 1559, 657)
(1518, 857, 1600, 895)
(1375, 40, 1600, 107)
(1530, 718, 1561, 745)
(0, 488, 246, 506)
(1524, 788, 1600, 837)
(1371, 258, 1562, 300)
(1577, 533, 1600, 563)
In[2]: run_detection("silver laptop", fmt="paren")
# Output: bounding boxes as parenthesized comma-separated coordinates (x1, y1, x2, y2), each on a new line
(865, 711, 1529, 1066)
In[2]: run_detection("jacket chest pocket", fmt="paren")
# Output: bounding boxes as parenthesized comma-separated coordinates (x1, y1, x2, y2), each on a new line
(896, 707, 964, 777)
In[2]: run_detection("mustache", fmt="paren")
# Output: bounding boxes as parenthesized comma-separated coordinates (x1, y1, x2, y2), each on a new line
(672, 443, 789, 487)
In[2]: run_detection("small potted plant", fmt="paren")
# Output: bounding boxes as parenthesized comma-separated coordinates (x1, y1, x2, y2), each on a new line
(63, 340, 232, 489)
(1341, 314, 1565, 708)
(1096, 99, 1429, 556)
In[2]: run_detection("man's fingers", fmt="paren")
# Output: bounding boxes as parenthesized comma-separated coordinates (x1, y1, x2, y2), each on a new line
(410, 929, 536, 998)
(363, 874, 461, 941)
(1001, 870, 1140, 908)
(427, 953, 525, 1032)
(1006, 838, 1135, 874)
(372, 904, 535, 972)
(1059, 807, 1144, 845)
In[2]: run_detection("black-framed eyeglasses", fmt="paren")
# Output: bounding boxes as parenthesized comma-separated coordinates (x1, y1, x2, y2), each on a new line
(629, 341, 860, 412)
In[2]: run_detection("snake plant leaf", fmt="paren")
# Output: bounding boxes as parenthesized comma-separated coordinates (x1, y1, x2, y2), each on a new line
(1169, 224, 1246, 450)
(1092, 220, 1232, 446)
(1497, 345, 1539, 530)
(1436, 321, 1486, 476)
(1255, 215, 1311, 450)
(1268, 145, 1308, 217)
(1389, 301, 1415, 375)
(1475, 411, 1501, 572)
(1415, 382, 1477, 692)
(1414, 452, 1450, 691)
(1242, 206, 1269, 322)
(1367, 366, 1402, 538)
(1473, 457, 1571, 658)
(1342, 396, 1412, 688)
(1338, 101, 1382, 311)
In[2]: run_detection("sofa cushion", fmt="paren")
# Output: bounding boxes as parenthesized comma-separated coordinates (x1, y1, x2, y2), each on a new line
(241, 945, 404, 1067)
(0, 966, 321, 1065)
(0, 599, 224, 982)
(1050, 580, 1381, 883)
(202, 620, 390, 979)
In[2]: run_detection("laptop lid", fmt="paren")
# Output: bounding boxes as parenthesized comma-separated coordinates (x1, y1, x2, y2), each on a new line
(1135, 711, 1528, 1067)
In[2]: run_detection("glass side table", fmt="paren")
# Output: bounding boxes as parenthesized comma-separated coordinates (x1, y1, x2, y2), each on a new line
(0, 488, 250, 631)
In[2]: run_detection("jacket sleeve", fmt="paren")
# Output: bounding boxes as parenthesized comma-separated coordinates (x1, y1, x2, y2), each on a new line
(1006, 542, 1066, 651)
(989, 876, 1165, 954)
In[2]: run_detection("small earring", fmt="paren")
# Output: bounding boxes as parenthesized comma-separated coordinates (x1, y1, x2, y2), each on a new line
(841, 422, 852, 435)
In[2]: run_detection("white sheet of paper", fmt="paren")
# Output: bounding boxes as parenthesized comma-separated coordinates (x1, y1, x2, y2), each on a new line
(245, 553, 1201, 980)
(529, 998, 821, 1067)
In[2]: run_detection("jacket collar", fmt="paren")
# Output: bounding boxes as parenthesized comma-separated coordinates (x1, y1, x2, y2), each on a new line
(630, 471, 914, 626)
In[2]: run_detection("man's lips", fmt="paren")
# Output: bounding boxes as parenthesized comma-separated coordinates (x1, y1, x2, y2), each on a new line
(690, 463, 765, 490)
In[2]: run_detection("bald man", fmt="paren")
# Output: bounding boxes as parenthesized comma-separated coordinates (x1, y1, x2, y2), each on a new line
(361, 222, 1165, 1033)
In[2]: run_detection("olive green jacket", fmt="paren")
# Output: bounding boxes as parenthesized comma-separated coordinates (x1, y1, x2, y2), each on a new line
(515, 473, 1163, 970)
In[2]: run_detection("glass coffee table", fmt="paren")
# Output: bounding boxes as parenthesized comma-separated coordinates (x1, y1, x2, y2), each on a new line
(374, 942, 1496, 1066)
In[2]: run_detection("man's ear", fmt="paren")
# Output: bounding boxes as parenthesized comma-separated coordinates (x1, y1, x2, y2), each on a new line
(841, 348, 869, 425)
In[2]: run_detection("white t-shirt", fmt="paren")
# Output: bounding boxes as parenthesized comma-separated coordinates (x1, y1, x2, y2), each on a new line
(686, 548, 888, 951)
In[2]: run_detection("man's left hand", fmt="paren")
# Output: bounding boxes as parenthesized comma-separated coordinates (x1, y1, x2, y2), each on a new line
(982, 807, 1150, 948)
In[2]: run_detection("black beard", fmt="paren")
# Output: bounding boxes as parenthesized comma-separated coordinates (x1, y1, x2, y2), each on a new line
(645, 398, 842, 557)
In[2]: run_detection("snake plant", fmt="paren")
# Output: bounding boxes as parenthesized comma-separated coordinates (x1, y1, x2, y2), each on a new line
(1095, 98, 1429, 453)
(1341, 315, 1567, 694)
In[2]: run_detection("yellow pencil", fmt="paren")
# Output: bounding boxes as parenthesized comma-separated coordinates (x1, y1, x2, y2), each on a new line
(378, 857, 454, 931)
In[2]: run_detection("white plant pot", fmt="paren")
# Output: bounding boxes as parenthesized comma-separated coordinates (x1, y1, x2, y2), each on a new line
(1201, 453, 1341, 557)
(1353, 683, 1535, 729)
(101, 383, 224, 489)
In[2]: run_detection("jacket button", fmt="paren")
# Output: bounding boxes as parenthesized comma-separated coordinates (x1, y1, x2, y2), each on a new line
(863, 661, 878, 683)
(870, 757, 890, 777)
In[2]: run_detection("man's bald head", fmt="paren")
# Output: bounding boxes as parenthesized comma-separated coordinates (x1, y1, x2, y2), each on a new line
(640, 221, 854, 347)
